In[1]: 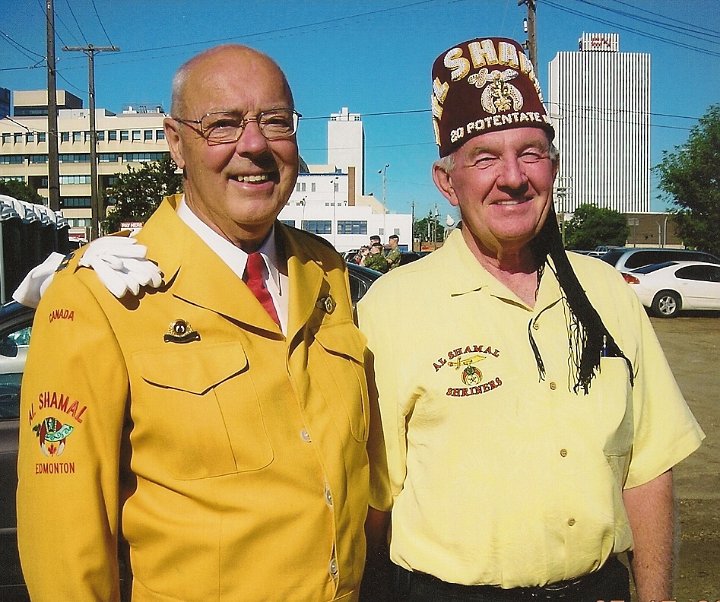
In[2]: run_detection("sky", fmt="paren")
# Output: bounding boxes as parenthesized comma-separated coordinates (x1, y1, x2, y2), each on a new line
(1, 0, 718, 221)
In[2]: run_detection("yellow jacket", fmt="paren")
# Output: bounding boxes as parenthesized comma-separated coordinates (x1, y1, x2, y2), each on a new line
(18, 195, 370, 601)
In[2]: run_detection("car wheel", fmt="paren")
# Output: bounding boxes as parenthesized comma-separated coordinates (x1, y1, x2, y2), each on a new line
(652, 290, 681, 318)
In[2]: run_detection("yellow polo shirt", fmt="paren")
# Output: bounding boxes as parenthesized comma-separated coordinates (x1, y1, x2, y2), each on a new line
(357, 228, 703, 588)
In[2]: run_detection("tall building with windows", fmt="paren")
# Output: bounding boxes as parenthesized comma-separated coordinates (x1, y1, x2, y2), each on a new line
(548, 33, 651, 214)
(0, 91, 167, 241)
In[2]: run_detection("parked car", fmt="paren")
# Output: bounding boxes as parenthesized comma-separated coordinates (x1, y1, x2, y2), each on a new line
(0, 300, 34, 599)
(601, 247, 720, 272)
(622, 261, 720, 318)
(0, 261, 380, 597)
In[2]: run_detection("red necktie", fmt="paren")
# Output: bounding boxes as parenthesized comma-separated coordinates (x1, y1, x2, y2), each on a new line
(243, 252, 280, 326)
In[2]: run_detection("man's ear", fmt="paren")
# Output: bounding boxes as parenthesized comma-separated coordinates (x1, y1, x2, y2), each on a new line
(432, 163, 458, 207)
(163, 117, 186, 170)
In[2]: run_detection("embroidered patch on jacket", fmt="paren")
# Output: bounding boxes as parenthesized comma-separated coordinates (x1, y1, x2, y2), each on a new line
(432, 344, 503, 397)
(32, 416, 74, 457)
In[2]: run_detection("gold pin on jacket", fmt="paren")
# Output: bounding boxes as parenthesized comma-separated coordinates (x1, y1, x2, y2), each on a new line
(164, 319, 200, 343)
(316, 295, 336, 314)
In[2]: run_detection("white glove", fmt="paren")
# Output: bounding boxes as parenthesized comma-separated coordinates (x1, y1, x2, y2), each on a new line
(78, 236, 163, 298)
(12, 252, 65, 308)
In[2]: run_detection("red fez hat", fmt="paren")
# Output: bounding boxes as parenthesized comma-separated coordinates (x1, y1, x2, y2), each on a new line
(431, 37, 554, 157)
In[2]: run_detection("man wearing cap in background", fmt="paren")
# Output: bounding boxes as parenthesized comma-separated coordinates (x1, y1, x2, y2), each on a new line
(358, 37, 703, 602)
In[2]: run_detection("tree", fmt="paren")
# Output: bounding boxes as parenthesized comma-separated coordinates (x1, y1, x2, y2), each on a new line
(0, 179, 44, 204)
(415, 213, 444, 245)
(654, 104, 720, 255)
(103, 155, 182, 233)
(563, 203, 628, 250)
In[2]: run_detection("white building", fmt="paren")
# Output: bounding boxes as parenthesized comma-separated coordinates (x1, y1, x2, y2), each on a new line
(281, 107, 412, 253)
(548, 33, 651, 214)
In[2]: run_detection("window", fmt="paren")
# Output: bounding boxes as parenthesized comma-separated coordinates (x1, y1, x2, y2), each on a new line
(59, 175, 91, 185)
(29, 155, 48, 164)
(676, 265, 720, 283)
(2, 133, 11, 144)
(300, 182, 306, 192)
(337, 221, 368, 235)
(333, 181, 339, 192)
(97, 131, 105, 141)
(311, 183, 316, 192)
(61, 132, 70, 142)
(0, 176, 25, 182)
(108, 130, 118, 141)
(301, 220, 331, 235)
(120, 131, 129, 141)
(279, 219, 295, 227)
(14, 133, 22, 143)
(99, 153, 120, 162)
(59, 154, 90, 163)
(26, 133, 35, 143)
(144, 130, 153, 141)
(123, 152, 167, 162)
(0, 155, 23, 164)
(72, 131, 82, 142)
(38, 132, 46, 142)
(61, 197, 92, 208)
(156, 130, 165, 140)
(132, 130, 141, 141)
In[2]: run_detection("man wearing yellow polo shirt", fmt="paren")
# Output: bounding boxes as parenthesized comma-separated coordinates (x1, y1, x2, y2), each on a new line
(358, 37, 704, 602)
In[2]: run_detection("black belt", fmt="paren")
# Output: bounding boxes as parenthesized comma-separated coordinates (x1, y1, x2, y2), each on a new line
(393, 555, 628, 601)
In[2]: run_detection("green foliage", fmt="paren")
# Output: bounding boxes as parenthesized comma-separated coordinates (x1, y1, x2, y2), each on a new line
(103, 155, 182, 233)
(0, 179, 44, 204)
(654, 104, 720, 255)
(563, 203, 628, 250)
(415, 215, 444, 243)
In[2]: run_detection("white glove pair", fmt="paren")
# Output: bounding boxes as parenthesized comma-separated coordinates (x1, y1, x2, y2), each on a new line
(12, 236, 163, 308)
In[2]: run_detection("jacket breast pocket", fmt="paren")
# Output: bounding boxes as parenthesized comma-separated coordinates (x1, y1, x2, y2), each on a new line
(312, 321, 369, 442)
(132, 342, 274, 480)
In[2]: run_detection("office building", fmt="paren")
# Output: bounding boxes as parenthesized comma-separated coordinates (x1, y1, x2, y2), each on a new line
(549, 33, 651, 214)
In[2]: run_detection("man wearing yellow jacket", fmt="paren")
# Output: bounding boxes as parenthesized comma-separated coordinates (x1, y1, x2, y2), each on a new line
(17, 45, 370, 601)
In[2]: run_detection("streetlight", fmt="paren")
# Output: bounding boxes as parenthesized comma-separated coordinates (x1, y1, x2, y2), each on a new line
(332, 176, 338, 248)
(378, 164, 389, 238)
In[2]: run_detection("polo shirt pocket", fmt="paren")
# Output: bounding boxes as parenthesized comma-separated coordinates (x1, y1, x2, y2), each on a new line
(597, 357, 634, 486)
(133, 342, 274, 479)
(313, 321, 369, 442)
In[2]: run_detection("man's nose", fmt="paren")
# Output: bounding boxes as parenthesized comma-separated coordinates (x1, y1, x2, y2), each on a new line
(234, 120, 270, 154)
(496, 156, 528, 189)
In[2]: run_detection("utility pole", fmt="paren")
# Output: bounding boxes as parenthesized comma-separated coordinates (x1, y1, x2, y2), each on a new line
(46, 0, 60, 211)
(63, 44, 119, 240)
(518, 0, 537, 67)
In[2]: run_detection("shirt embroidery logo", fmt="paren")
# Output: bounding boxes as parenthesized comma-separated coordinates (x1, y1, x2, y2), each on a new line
(433, 344, 503, 397)
(32, 416, 74, 457)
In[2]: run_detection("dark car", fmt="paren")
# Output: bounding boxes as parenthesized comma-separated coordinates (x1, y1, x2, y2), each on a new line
(0, 301, 34, 599)
(0, 263, 381, 597)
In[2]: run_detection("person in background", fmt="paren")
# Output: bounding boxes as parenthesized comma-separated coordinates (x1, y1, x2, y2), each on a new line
(384, 234, 402, 271)
(358, 36, 704, 602)
(17, 44, 372, 601)
(363, 242, 389, 273)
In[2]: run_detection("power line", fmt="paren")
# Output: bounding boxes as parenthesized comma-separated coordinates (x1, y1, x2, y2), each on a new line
(90, 0, 117, 48)
(542, 0, 720, 57)
(64, 0, 90, 46)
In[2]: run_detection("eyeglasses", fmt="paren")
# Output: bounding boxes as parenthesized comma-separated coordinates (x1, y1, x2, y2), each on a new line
(173, 109, 301, 144)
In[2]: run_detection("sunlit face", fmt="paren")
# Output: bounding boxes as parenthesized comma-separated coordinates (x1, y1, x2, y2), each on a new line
(164, 46, 299, 248)
(433, 127, 558, 260)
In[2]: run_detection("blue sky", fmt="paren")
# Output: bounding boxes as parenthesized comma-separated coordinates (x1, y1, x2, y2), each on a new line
(2, 0, 718, 220)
